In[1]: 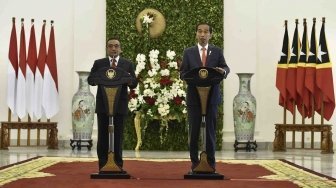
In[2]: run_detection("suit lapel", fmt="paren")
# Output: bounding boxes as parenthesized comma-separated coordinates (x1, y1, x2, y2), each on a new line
(206, 45, 215, 67)
(103, 58, 110, 67)
(117, 57, 126, 69)
(192, 46, 202, 67)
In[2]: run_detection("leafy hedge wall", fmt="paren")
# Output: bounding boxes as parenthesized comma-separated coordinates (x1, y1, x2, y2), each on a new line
(106, 0, 224, 150)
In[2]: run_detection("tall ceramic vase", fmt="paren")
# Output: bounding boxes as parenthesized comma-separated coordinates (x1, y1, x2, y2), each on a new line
(71, 71, 95, 141)
(233, 73, 256, 143)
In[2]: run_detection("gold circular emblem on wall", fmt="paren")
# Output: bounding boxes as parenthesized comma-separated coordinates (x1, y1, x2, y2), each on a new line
(106, 69, 116, 79)
(199, 69, 208, 79)
(136, 8, 166, 38)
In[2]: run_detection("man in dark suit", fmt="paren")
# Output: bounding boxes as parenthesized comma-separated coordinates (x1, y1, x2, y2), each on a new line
(88, 36, 138, 170)
(180, 22, 230, 171)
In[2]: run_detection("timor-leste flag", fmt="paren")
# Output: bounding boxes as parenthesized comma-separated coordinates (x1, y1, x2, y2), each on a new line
(315, 20, 335, 120)
(286, 20, 300, 115)
(305, 18, 318, 117)
(276, 21, 289, 109)
(297, 19, 310, 118)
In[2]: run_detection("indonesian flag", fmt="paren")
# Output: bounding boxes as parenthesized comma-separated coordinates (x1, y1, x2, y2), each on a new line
(7, 18, 18, 115)
(305, 19, 317, 117)
(42, 22, 59, 119)
(276, 21, 289, 109)
(34, 21, 47, 119)
(297, 19, 311, 118)
(315, 20, 335, 120)
(16, 20, 27, 119)
(26, 21, 37, 119)
(286, 21, 300, 115)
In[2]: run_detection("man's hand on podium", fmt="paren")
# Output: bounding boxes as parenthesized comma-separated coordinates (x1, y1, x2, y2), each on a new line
(214, 67, 225, 75)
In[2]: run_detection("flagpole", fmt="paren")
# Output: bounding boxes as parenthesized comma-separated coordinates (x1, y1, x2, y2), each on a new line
(320, 17, 326, 126)
(311, 17, 316, 126)
(283, 20, 288, 125)
(8, 109, 11, 122)
(302, 18, 307, 126)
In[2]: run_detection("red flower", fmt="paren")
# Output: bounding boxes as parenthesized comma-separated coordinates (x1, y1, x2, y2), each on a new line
(173, 96, 183, 105)
(129, 89, 138, 99)
(144, 96, 156, 105)
(160, 76, 173, 86)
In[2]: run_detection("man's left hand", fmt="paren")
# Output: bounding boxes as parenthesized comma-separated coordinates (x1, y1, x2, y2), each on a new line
(215, 67, 225, 75)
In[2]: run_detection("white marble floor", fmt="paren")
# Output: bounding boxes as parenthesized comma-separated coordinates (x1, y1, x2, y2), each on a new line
(0, 147, 335, 178)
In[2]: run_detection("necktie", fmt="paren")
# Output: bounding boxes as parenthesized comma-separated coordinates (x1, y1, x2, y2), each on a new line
(201, 47, 207, 66)
(111, 58, 117, 68)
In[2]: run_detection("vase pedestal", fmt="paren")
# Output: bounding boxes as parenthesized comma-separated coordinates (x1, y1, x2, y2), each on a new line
(70, 139, 93, 150)
(233, 140, 257, 152)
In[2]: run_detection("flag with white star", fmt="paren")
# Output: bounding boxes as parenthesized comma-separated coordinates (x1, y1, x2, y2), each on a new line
(297, 19, 311, 118)
(286, 20, 300, 115)
(315, 19, 335, 120)
(304, 18, 317, 117)
(276, 21, 289, 109)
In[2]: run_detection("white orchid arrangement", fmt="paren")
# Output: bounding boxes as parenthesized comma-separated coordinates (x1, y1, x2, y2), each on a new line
(129, 49, 187, 124)
(141, 12, 155, 29)
(130, 12, 187, 143)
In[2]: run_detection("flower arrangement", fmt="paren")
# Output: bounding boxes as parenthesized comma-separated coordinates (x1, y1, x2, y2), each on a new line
(129, 49, 187, 122)
(129, 12, 187, 142)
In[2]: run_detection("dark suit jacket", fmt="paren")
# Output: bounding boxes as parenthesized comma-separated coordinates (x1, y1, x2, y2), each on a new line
(88, 57, 138, 115)
(180, 45, 230, 106)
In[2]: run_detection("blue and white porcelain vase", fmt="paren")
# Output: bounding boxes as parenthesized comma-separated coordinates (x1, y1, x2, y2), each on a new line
(71, 71, 95, 140)
(233, 73, 256, 142)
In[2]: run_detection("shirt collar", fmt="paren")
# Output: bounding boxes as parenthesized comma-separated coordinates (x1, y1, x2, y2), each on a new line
(108, 56, 119, 62)
(197, 43, 209, 51)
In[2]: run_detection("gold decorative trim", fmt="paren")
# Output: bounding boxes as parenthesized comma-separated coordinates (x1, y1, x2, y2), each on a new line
(106, 69, 116, 79)
(199, 69, 208, 79)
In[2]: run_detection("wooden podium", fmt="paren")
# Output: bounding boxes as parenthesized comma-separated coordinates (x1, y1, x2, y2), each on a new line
(89, 66, 133, 179)
(183, 67, 225, 180)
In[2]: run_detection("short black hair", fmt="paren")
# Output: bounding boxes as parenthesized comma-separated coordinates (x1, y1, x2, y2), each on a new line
(106, 36, 120, 46)
(196, 22, 213, 34)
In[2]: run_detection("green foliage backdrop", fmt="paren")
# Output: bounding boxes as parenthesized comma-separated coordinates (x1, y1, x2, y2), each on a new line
(106, 0, 224, 150)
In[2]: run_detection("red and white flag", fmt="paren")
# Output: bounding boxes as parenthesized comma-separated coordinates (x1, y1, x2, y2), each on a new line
(34, 21, 47, 119)
(26, 20, 37, 119)
(42, 22, 59, 119)
(16, 20, 27, 119)
(7, 18, 18, 115)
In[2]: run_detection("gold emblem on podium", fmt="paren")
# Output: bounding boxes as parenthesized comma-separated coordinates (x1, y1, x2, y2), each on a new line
(199, 69, 208, 79)
(106, 69, 116, 79)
